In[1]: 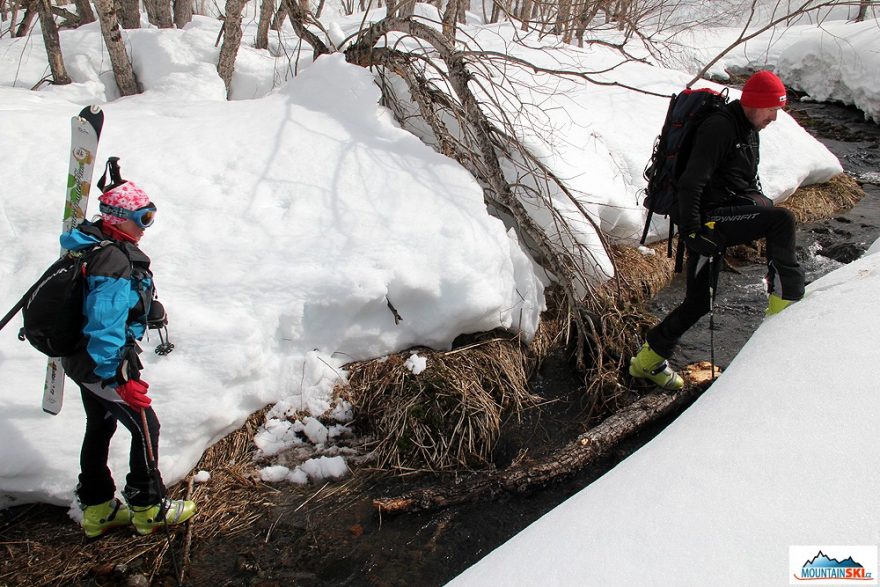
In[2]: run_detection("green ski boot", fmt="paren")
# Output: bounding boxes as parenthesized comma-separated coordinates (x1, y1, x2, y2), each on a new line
(765, 293, 793, 316)
(629, 343, 684, 391)
(130, 499, 197, 535)
(81, 498, 132, 538)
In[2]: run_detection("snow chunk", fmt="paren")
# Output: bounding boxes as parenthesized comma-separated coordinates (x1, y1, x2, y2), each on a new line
(259, 465, 292, 483)
(302, 417, 329, 446)
(404, 353, 428, 375)
(193, 470, 211, 483)
(300, 456, 349, 482)
(254, 419, 304, 457)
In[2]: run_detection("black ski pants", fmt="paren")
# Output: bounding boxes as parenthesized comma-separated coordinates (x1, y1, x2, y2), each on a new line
(646, 201, 805, 359)
(77, 385, 164, 507)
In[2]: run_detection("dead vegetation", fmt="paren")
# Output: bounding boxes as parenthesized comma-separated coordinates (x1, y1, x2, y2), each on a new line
(780, 173, 863, 223)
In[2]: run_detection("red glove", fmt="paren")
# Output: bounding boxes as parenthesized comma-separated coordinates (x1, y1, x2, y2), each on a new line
(116, 379, 151, 410)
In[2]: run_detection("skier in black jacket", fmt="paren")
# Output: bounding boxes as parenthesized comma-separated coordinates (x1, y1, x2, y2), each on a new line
(630, 70, 805, 390)
(62, 177, 197, 537)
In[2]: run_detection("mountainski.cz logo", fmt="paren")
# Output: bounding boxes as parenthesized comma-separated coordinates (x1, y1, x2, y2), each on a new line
(790, 546, 878, 584)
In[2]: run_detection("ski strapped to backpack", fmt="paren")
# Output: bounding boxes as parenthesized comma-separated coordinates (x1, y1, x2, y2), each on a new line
(641, 87, 729, 271)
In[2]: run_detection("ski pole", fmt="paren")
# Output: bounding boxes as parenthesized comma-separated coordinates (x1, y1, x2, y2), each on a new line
(708, 255, 715, 383)
(140, 408, 184, 586)
(707, 253, 722, 384)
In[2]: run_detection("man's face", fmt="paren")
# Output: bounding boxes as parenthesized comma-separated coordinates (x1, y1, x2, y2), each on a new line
(744, 106, 782, 131)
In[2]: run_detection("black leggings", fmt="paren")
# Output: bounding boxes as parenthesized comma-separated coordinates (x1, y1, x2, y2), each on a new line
(647, 203, 805, 359)
(77, 386, 164, 507)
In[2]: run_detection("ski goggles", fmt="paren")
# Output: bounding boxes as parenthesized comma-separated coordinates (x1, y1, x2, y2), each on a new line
(99, 202, 157, 228)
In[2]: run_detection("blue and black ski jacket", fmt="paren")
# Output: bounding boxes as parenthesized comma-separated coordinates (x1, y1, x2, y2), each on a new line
(60, 221, 154, 385)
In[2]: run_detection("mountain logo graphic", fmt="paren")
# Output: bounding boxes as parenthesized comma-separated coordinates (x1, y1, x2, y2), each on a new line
(795, 550, 874, 582)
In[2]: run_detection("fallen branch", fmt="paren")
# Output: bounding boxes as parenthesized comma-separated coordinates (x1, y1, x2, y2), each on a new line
(373, 363, 716, 514)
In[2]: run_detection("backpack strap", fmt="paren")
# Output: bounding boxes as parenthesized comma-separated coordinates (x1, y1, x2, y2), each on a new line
(640, 210, 654, 246)
(0, 288, 32, 333)
(673, 232, 686, 273)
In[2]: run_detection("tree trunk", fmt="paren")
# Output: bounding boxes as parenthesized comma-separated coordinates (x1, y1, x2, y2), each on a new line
(36, 0, 71, 84)
(173, 0, 192, 28)
(456, 0, 465, 24)
(856, 0, 871, 21)
(14, 0, 38, 37)
(396, 0, 415, 17)
(575, 0, 601, 47)
(441, 0, 458, 41)
(145, 0, 172, 27)
(217, 0, 245, 98)
(556, 0, 571, 39)
(94, 0, 140, 96)
(271, 1, 287, 29)
(37, 0, 70, 85)
(255, 0, 272, 49)
(518, 0, 531, 30)
(117, 0, 140, 28)
(281, 0, 330, 58)
(73, 0, 94, 24)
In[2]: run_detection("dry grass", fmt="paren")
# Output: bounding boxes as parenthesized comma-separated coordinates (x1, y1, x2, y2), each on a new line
(345, 334, 540, 472)
(0, 410, 276, 586)
(781, 173, 863, 223)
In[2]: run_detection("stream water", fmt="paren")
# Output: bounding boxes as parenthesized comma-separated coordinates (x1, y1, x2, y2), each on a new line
(178, 100, 880, 587)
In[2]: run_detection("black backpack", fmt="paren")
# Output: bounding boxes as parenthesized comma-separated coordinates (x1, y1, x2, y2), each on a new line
(0, 243, 112, 357)
(641, 87, 729, 265)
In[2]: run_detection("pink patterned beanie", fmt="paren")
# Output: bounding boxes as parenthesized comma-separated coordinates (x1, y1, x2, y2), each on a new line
(98, 181, 152, 225)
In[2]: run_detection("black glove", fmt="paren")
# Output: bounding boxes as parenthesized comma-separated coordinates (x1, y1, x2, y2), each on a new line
(683, 222, 725, 257)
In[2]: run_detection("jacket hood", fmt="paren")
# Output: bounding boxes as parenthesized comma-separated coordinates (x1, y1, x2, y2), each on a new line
(59, 221, 105, 251)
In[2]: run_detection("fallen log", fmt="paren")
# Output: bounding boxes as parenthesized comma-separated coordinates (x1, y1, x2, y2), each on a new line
(373, 362, 718, 514)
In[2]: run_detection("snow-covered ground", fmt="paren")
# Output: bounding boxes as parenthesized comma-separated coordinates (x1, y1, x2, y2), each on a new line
(0, 5, 876, 580)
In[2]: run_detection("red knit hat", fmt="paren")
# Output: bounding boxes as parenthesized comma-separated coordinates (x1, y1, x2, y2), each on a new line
(741, 70, 787, 109)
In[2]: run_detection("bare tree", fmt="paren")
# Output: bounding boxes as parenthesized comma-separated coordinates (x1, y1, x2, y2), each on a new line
(217, 0, 245, 97)
(173, 0, 193, 27)
(856, 0, 872, 21)
(271, 1, 287, 28)
(117, 0, 141, 28)
(256, 0, 273, 49)
(72, 0, 95, 25)
(36, 0, 71, 84)
(14, 0, 38, 36)
(145, 0, 173, 27)
(94, 0, 140, 96)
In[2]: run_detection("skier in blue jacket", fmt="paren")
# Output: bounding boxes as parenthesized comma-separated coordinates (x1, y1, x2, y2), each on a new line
(61, 178, 196, 538)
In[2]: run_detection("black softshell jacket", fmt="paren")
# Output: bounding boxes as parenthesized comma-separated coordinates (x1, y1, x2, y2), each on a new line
(676, 100, 761, 233)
